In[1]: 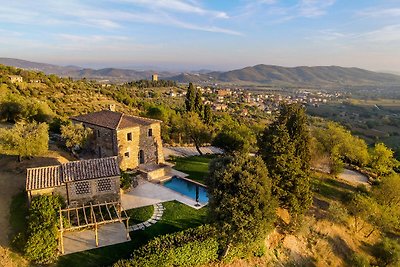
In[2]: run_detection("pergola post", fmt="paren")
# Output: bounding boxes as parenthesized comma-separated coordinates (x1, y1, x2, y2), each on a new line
(126, 218, 130, 240)
(59, 207, 64, 254)
(95, 223, 99, 247)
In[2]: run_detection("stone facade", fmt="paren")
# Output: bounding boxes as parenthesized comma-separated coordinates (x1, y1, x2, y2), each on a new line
(83, 123, 117, 158)
(72, 110, 165, 171)
(67, 177, 120, 205)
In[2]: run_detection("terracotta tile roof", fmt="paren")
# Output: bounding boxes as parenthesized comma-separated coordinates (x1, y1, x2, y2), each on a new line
(72, 110, 122, 129)
(118, 114, 155, 128)
(63, 157, 120, 182)
(26, 157, 120, 191)
(71, 110, 161, 130)
(26, 165, 62, 190)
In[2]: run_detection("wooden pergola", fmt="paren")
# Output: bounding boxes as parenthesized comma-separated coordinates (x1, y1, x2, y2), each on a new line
(58, 201, 130, 254)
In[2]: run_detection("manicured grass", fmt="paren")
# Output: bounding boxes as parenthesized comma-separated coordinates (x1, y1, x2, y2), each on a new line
(172, 155, 217, 184)
(57, 201, 208, 267)
(125, 205, 154, 225)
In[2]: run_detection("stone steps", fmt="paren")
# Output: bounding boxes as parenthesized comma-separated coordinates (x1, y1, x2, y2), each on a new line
(128, 203, 164, 232)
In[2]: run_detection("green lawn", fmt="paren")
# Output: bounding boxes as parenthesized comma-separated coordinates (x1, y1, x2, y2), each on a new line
(125, 205, 154, 225)
(172, 155, 217, 184)
(57, 201, 208, 267)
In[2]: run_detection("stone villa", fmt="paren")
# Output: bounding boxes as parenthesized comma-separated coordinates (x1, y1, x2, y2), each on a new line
(26, 157, 121, 205)
(72, 109, 164, 170)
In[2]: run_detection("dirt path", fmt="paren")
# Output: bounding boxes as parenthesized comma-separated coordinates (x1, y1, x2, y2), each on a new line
(338, 168, 369, 185)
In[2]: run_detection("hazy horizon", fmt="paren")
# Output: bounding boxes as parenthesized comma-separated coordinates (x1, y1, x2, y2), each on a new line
(1, 1, 400, 72)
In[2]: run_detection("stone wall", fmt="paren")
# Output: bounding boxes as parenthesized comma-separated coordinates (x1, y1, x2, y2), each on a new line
(116, 126, 140, 170)
(67, 176, 120, 205)
(29, 186, 68, 204)
(80, 122, 118, 158)
(139, 122, 164, 165)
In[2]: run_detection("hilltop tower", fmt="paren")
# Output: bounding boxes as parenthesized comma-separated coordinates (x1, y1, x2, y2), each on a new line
(152, 73, 158, 82)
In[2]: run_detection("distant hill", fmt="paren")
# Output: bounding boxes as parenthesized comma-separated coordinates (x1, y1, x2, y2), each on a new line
(0, 58, 81, 75)
(170, 65, 400, 87)
(2, 58, 400, 86)
(0, 58, 173, 82)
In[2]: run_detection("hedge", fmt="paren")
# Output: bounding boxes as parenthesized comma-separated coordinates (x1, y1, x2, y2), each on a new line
(114, 225, 219, 267)
(24, 195, 63, 264)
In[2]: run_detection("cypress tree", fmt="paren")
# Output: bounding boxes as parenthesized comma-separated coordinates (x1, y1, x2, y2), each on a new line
(258, 103, 312, 217)
(185, 82, 196, 112)
(194, 87, 203, 115)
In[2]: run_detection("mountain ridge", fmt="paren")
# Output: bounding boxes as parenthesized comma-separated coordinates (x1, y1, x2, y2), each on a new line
(1, 58, 400, 86)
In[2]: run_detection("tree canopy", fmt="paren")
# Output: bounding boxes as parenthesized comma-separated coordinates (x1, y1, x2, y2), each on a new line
(206, 154, 276, 256)
(61, 122, 93, 152)
(258, 103, 312, 217)
(312, 121, 370, 174)
(0, 121, 49, 161)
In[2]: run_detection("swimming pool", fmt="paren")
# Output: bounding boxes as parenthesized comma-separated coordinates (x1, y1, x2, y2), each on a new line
(163, 177, 208, 204)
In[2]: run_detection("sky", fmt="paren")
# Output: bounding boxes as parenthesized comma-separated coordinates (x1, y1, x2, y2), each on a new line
(0, 0, 400, 72)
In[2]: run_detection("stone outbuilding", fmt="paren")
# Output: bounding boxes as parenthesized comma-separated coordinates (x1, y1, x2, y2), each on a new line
(71, 110, 164, 170)
(26, 157, 121, 205)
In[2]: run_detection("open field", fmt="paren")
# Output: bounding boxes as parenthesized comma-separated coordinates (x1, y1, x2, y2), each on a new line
(307, 100, 400, 157)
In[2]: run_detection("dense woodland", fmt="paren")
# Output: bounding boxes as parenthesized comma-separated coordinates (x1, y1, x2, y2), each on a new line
(1, 65, 400, 266)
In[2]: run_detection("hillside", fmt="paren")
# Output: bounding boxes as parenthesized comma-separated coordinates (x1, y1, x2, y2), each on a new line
(171, 65, 400, 87)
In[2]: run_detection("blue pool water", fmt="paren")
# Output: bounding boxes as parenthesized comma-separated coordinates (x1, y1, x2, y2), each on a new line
(163, 177, 208, 203)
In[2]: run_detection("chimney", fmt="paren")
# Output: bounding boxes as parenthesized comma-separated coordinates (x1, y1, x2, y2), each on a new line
(109, 104, 116, 112)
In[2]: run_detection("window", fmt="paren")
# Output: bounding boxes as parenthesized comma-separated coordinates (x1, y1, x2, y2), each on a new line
(74, 181, 91, 195)
(97, 130, 101, 138)
(148, 128, 153, 137)
(124, 152, 130, 158)
(97, 178, 112, 192)
(127, 132, 132, 141)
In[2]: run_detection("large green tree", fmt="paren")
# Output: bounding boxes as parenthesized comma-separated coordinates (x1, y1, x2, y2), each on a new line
(61, 122, 93, 153)
(370, 143, 398, 178)
(181, 112, 211, 155)
(312, 121, 370, 174)
(0, 121, 49, 161)
(258, 104, 312, 217)
(212, 115, 255, 154)
(206, 154, 277, 257)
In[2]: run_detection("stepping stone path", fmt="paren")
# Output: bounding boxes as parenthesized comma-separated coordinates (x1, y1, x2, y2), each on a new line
(128, 203, 164, 232)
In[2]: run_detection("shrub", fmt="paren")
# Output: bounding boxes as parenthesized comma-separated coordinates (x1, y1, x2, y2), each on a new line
(24, 195, 63, 264)
(373, 237, 400, 266)
(327, 201, 349, 225)
(349, 253, 371, 267)
(114, 225, 219, 267)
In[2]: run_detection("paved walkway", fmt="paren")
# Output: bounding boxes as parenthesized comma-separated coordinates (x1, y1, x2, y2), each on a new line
(62, 222, 130, 255)
(338, 168, 369, 185)
(163, 146, 223, 158)
(121, 179, 206, 210)
(128, 203, 164, 231)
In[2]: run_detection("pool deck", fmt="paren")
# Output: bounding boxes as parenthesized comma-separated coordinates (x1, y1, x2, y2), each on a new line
(121, 179, 207, 210)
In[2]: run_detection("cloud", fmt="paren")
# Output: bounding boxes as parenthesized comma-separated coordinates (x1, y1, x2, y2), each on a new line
(0, 0, 238, 35)
(116, 0, 229, 19)
(358, 8, 400, 18)
(312, 24, 400, 45)
(359, 24, 400, 43)
(242, 0, 336, 24)
(298, 0, 336, 18)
